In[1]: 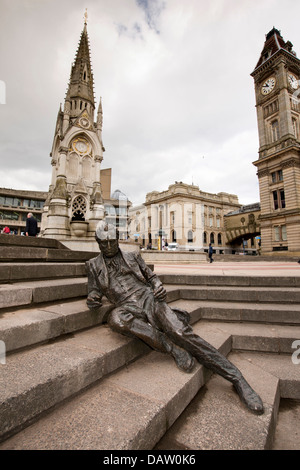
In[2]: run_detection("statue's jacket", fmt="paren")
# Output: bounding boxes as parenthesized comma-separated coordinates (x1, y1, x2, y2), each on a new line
(85, 249, 190, 325)
(85, 249, 161, 303)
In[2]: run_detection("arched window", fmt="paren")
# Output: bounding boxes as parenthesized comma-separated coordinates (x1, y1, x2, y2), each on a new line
(187, 230, 193, 243)
(218, 233, 222, 245)
(203, 232, 207, 244)
(72, 195, 87, 221)
(210, 232, 215, 244)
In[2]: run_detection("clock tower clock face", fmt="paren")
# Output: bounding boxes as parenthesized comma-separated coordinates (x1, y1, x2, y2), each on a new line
(261, 77, 276, 95)
(288, 73, 298, 90)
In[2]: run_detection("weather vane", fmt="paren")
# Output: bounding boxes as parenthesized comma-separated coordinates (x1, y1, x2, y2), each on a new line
(84, 8, 88, 25)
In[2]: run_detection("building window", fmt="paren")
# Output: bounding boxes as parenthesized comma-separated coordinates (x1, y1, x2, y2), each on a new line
(292, 117, 298, 138)
(274, 225, 287, 242)
(271, 169, 283, 183)
(217, 233, 222, 245)
(273, 189, 285, 210)
(203, 231, 207, 244)
(210, 232, 215, 244)
(187, 230, 193, 243)
(271, 120, 280, 142)
(172, 230, 177, 242)
(281, 225, 287, 241)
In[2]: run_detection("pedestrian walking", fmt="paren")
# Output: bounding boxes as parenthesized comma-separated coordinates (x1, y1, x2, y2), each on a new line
(25, 213, 38, 237)
(208, 243, 214, 263)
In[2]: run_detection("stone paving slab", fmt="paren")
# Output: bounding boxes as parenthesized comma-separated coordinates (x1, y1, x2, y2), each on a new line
(154, 261, 300, 278)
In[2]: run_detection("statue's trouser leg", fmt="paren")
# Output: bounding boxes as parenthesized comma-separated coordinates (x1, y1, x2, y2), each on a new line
(154, 302, 243, 383)
(107, 306, 179, 355)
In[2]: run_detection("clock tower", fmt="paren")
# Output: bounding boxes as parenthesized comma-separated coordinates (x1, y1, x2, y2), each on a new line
(41, 15, 105, 245)
(251, 28, 300, 256)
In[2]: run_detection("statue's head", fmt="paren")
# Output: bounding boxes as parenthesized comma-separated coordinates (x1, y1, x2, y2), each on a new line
(95, 220, 119, 257)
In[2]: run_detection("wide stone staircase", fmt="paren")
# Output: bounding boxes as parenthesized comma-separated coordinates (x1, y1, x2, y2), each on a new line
(0, 235, 299, 450)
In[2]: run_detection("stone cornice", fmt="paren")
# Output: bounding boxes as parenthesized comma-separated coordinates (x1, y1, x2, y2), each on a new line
(259, 208, 300, 220)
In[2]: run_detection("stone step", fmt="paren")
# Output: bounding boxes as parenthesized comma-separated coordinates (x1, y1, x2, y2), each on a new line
(169, 298, 300, 326)
(167, 284, 300, 304)
(0, 324, 151, 441)
(155, 351, 300, 450)
(0, 234, 67, 249)
(0, 246, 97, 263)
(0, 299, 113, 353)
(2, 293, 299, 357)
(193, 320, 300, 355)
(159, 273, 300, 288)
(0, 277, 88, 310)
(0, 324, 232, 450)
(1, 327, 298, 450)
(0, 262, 87, 283)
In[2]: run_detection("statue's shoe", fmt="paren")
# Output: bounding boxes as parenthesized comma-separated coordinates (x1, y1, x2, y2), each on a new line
(171, 344, 195, 373)
(233, 377, 264, 414)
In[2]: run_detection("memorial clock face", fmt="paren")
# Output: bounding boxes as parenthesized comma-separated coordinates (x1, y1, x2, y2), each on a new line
(288, 73, 298, 90)
(261, 77, 276, 95)
(72, 138, 90, 154)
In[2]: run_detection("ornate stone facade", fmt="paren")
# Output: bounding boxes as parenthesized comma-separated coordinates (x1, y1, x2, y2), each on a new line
(251, 28, 300, 256)
(41, 20, 105, 243)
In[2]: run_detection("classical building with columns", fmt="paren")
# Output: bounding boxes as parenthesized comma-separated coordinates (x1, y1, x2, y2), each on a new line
(41, 19, 105, 246)
(128, 182, 246, 253)
(251, 28, 300, 256)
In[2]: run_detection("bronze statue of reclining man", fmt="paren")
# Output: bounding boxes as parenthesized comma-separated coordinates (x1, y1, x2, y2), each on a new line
(86, 221, 264, 415)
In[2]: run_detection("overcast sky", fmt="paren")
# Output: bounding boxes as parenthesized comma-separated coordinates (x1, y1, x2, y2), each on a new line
(1, 0, 300, 206)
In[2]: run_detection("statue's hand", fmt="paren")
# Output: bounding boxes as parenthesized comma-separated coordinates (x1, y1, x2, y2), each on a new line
(153, 285, 167, 302)
(87, 295, 102, 309)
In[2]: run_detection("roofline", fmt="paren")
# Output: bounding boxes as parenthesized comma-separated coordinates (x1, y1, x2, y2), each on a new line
(251, 46, 300, 77)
